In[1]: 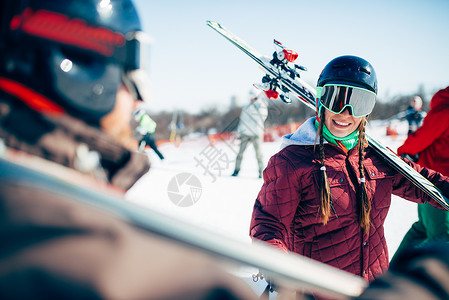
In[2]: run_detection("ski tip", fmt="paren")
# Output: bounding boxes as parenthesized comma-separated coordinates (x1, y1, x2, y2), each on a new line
(206, 20, 224, 31)
(206, 20, 218, 27)
(273, 39, 283, 47)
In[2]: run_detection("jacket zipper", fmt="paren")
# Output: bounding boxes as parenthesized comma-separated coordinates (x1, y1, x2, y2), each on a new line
(345, 155, 361, 202)
(330, 200, 338, 218)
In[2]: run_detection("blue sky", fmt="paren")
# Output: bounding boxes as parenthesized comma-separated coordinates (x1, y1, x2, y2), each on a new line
(133, 0, 449, 113)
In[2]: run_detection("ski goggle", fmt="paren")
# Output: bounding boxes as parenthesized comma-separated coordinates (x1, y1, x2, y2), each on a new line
(119, 31, 152, 103)
(316, 84, 376, 117)
(10, 8, 152, 102)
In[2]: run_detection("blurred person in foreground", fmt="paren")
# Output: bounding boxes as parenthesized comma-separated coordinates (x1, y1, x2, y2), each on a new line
(0, 1, 257, 299)
(392, 86, 449, 261)
(232, 89, 268, 178)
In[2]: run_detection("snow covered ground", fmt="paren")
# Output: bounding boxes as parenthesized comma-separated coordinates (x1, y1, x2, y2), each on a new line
(126, 118, 417, 295)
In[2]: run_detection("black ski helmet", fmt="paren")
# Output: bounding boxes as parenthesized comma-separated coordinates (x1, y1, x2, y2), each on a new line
(0, 0, 150, 124)
(317, 55, 377, 94)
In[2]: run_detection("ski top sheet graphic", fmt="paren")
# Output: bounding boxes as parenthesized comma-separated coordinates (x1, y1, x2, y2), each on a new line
(206, 20, 449, 211)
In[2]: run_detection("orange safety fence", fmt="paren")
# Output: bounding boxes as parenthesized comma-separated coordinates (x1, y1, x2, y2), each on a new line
(135, 122, 303, 149)
(263, 122, 301, 142)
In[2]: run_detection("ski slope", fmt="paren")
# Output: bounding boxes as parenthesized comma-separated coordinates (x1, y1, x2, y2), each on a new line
(126, 119, 417, 294)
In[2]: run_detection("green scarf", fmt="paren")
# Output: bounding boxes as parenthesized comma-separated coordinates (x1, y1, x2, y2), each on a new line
(314, 119, 359, 151)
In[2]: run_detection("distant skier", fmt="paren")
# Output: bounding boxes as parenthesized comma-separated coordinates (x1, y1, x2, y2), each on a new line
(393, 86, 449, 259)
(250, 56, 449, 286)
(231, 89, 268, 178)
(133, 109, 165, 160)
(405, 95, 426, 135)
(169, 110, 184, 146)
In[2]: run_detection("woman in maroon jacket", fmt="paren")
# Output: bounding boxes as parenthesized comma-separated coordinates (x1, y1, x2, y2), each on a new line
(250, 56, 449, 283)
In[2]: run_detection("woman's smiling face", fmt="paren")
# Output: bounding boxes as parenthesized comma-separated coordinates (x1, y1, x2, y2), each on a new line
(323, 107, 363, 137)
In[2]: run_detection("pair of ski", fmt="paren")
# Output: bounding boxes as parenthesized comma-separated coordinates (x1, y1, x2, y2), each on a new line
(1, 155, 366, 299)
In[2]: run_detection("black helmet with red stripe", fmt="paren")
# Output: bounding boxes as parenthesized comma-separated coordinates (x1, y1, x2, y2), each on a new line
(0, 0, 150, 124)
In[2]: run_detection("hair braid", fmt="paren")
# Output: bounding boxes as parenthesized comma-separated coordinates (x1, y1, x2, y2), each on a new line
(316, 109, 331, 224)
(357, 118, 371, 233)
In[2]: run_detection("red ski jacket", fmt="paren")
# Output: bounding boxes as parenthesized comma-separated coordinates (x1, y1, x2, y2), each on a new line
(397, 87, 449, 175)
(250, 118, 449, 282)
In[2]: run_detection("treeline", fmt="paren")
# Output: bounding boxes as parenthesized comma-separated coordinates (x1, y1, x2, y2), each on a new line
(150, 92, 430, 141)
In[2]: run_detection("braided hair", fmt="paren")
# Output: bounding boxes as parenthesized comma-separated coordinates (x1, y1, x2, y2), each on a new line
(357, 118, 371, 233)
(316, 109, 371, 233)
(316, 108, 331, 225)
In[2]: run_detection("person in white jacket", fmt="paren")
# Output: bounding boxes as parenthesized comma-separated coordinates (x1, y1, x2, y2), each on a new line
(232, 90, 269, 178)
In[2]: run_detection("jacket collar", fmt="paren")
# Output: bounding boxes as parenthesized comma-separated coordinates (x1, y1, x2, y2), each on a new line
(281, 117, 328, 149)
(0, 99, 150, 191)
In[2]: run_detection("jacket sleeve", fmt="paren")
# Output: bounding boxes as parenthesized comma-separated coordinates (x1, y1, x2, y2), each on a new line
(397, 105, 449, 156)
(392, 158, 449, 210)
(249, 153, 301, 252)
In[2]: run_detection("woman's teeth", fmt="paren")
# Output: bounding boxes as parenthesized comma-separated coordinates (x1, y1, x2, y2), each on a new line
(334, 120, 349, 126)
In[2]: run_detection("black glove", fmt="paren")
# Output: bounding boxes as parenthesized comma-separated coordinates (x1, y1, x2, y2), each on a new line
(400, 153, 419, 163)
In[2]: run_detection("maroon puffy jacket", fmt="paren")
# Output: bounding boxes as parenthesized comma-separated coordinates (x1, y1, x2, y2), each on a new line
(250, 118, 449, 282)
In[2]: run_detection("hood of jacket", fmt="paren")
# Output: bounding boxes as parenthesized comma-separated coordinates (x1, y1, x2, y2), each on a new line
(281, 117, 328, 149)
(430, 87, 449, 110)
